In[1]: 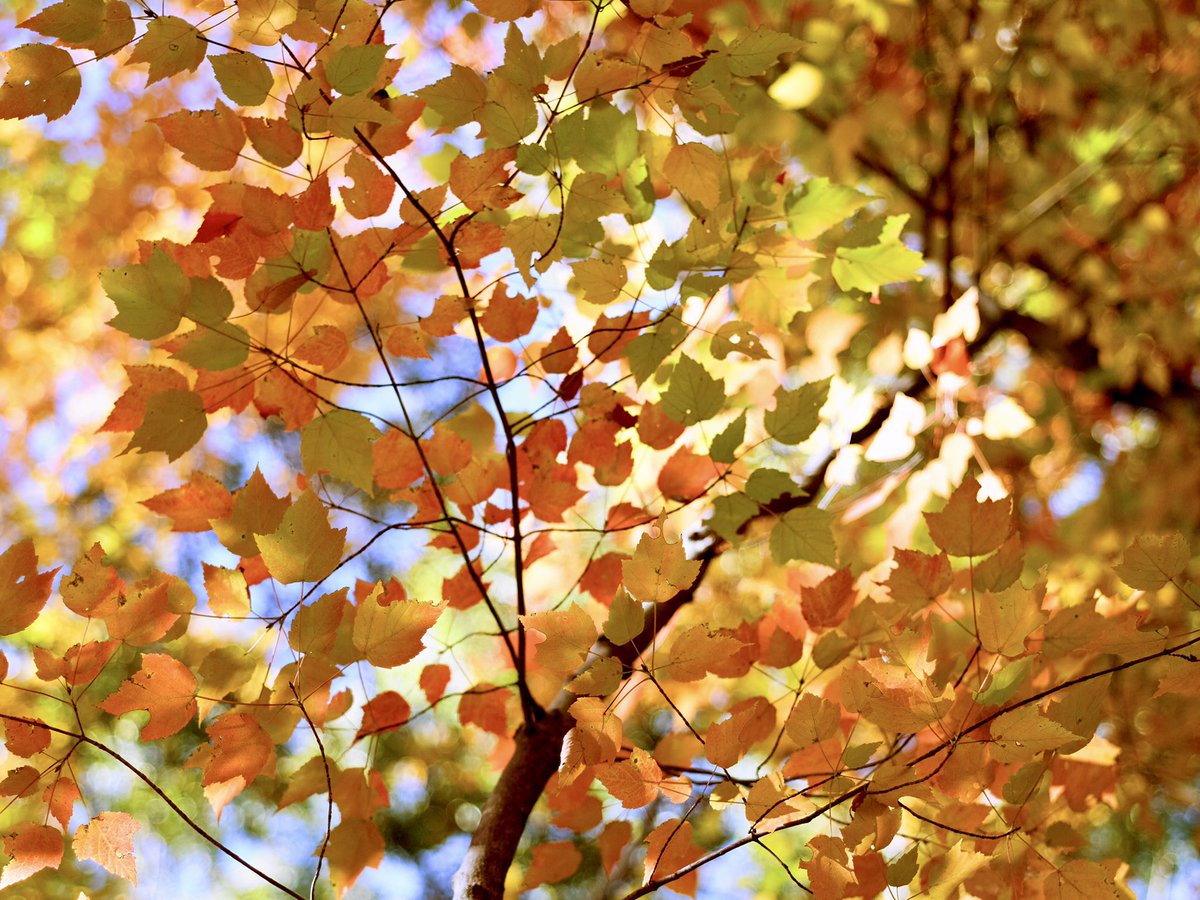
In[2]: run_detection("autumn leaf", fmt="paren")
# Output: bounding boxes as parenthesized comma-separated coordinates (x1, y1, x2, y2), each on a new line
(1114, 532, 1190, 590)
(622, 528, 702, 603)
(0, 539, 58, 635)
(74, 812, 141, 885)
(801, 566, 856, 630)
(257, 489, 347, 584)
(924, 476, 1012, 557)
(355, 691, 411, 741)
(0, 44, 81, 121)
(351, 584, 441, 667)
(0, 824, 63, 888)
(522, 840, 582, 889)
(98, 653, 197, 741)
(127, 16, 206, 84)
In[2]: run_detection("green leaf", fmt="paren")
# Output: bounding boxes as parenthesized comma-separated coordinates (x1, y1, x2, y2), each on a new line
(725, 28, 805, 77)
(478, 74, 537, 147)
(210, 52, 274, 106)
(743, 468, 799, 504)
(709, 412, 746, 464)
(171, 322, 249, 371)
(708, 493, 757, 541)
(603, 589, 644, 646)
(127, 15, 206, 85)
(788, 177, 873, 240)
(258, 490, 347, 585)
(770, 507, 836, 566)
(625, 309, 687, 383)
(764, 378, 830, 444)
(711, 321, 769, 361)
(301, 410, 379, 494)
(1114, 532, 1190, 590)
(832, 214, 924, 293)
(103, 247, 190, 340)
(576, 102, 639, 177)
(125, 390, 206, 461)
(977, 659, 1030, 706)
(661, 357, 724, 426)
(416, 65, 487, 131)
(326, 45, 389, 95)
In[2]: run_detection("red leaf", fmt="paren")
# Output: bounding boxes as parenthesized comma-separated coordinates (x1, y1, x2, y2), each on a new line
(355, 691, 410, 741)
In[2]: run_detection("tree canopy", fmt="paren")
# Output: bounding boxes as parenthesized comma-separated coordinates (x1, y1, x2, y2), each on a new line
(2, 0, 1200, 896)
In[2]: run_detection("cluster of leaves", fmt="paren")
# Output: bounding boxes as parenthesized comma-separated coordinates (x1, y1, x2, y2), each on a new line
(3, 0, 1200, 897)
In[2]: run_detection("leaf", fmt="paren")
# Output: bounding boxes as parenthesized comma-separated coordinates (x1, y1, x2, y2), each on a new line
(210, 52, 273, 106)
(127, 15, 206, 85)
(0, 540, 58, 635)
(975, 583, 1046, 658)
(142, 473, 233, 532)
(603, 589, 645, 645)
(523, 840, 582, 889)
(0, 824, 62, 889)
(102, 246, 190, 340)
(664, 142, 723, 209)
(801, 566, 856, 630)
(301, 410, 379, 494)
(661, 356, 725, 425)
(990, 705, 1078, 764)
(770, 507, 837, 566)
(74, 812, 140, 885)
(709, 412, 746, 463)
(352, 584, 441, 667)
(785, 692, 841, 749)
(326, 45, 389, 95)
(20, 0, 104, 44)
(1114, 532, 1190, 590)
(98, 653, 198, 741)
(258, 489, 347, 585)
(623, 529, 702, 603)
(788, 177, 873, 240)
(0, 44, 81, 121)
(450, 147, 522, 212)
(355, 691, 411, 740)
(726, 28, 805, 77)
(326, 820, 384, 898)
(924, 476, 1012, 557)
(203, 712, 275, 787)
(764, 378, 831, 444)
(832, 214, 924, 293)
(154, 102, 246, 171)
(420, 664, 451, 704)
(125, 389, 207, 461)
(711, 321, 769, 361)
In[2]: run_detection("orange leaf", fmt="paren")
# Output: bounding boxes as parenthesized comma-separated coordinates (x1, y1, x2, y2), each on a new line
(203, 712, 275, 788)
(355, 691, 410, 741)
(141, 472, 233, 532)
(74, 812, 140, 885)
(924, 475, 1012, 557)
(0, 539, 58, 635)
(372, 428, 425, 489)
(43, 777, 79, 830)
(480, 284, 537, 341)
(0, 824, 63, 889)
(623, 527, 701, 604)
(459, 684, 511, 736)
(657, 447, 721, 501)
(420, 664, 451, 704)
(449, 146, 522, 211)
(342, 152, 394, 219)
(4, 718, 50, 758)
(352, 583, 441, 667)
(98, 653, 197, 741)
(598, 820, 633, 876)
(644, 819, 703, 894)
(294, 324, 349, 371)
(522, 840, 582, 889)
(801, 566, 856, 630)
(326, 819, 384, 899)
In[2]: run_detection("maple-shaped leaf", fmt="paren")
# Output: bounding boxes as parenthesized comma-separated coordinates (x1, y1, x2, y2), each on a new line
(975, 582, 1046, 658)
(301, 409, 379, 494)
(74, 812, 140, 885)
(764, 378, 831, 444)
(127, 15, 206, 85)
(98, 653, 197, 741)
(372, 429, 425, 489)
(61, 543, 122, 618)
(351, 583, 441, 667)
(661, 356, 724, 425)
(596, 748, 662, 809)
(622, 528, 701, 603)
(832, 214, 925, 293)
(0, 824, 63, 889)
(1114, 532, 1190, 590)
(101, 247, 190, 340)
(257, 489, 347, 584)
(459, 684, 512, 736)
(354, 691, 411, 741)
(787, 177, 874, 241)
(705, 697, 775, 768)
(154, 102, 246, 171)
(326, 819, 384, 899)
(0, 539, 58, 635)
(1041, 859, 1131, 900)
(449, 146, 522, 212)
(0, 44, 81, 121)
(35, 639, 118, 688)
(665, 625, 747, 681)
(522, 840, 583, 889)
(4, 717, 50, 758)
(142, 472, 233, 532)
(644, 819, 704, 894)
(202, 564, 250, 617)
(725, 27, 806, 76)
(770, 507, 837, 566)
(480, 285, 537, 342)
(212, 467, 289, 557)
(887, 548, 952, 606)
(664, 142, 723, 209)
(801, 566, 856, 630)
(990, 704, 1078, 764)
(326, 44, 389, 95)
(294, 324, 348, 371)
(203, 712, 275, 788)
(785, 691, 841, 749)
(924, 476, 1012, 557)
(523, 606, 597, 678)
(124, 389, 207, 461)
